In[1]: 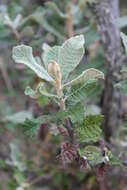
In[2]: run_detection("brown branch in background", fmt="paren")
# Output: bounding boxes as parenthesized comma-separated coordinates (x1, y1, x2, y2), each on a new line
(0, 56, 13, 92)
(66, 2, 73, 38)
(88, 2, 123, 142)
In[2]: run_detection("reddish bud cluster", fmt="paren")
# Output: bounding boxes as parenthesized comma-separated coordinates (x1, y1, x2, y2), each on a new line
(60, 141, 78, 165)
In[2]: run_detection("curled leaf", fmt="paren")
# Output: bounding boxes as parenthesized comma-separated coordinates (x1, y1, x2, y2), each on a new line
(64, 68, 104, 87)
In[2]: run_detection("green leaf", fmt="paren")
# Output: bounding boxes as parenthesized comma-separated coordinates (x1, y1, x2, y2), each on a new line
(68, 102, 84, 123)
(65, 79, 98, 106)
(20, 115, 56, 137)
(121, 32, 127, 53)
(75, 115, 103, 143)
(58, 35, 85, 82)
(12, 45, 54, 82)
(64, 68, 104, 87)
(79, 145, 104, 166)
(6, 111, 32, 124)
(20, 118, 41, 137)
(25, 86, 39, 99)
(25, 83, 58, 99)
(109, 155, 122, 167)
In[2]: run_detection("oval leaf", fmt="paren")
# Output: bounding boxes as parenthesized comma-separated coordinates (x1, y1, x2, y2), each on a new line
(58, 35, 85, 82)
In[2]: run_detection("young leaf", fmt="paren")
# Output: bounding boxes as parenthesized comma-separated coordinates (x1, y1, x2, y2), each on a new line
(25, 86, 39, 99)
(58, 35, 85, 82)
(64, 68, 104, 87)
(12, 45, 54, 82)
(75, 115, 103, 143)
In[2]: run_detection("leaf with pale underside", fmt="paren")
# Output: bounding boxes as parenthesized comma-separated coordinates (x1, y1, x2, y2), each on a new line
(64, 68, 104, 87)
(12, 45, 54, 82)
(58, 35, 85, 83)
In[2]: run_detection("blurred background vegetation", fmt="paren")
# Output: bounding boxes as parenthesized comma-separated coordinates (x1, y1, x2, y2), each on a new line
(0, 0, 127, 189)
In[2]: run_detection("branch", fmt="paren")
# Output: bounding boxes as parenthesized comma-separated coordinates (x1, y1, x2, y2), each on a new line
(66, 2, 73, 38)
(88, 2, 123, 141)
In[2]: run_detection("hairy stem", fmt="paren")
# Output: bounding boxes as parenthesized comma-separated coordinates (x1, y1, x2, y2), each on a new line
(52, 61, 74, 142)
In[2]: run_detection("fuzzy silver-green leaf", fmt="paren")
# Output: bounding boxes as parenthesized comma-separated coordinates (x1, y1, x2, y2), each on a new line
(58, 35, 85, 82)
(64, 68, 104, 87)
(12, 45, 54, 82)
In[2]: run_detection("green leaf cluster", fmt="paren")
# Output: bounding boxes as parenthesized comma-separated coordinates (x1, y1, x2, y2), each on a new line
(12, 35, 104, 139)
